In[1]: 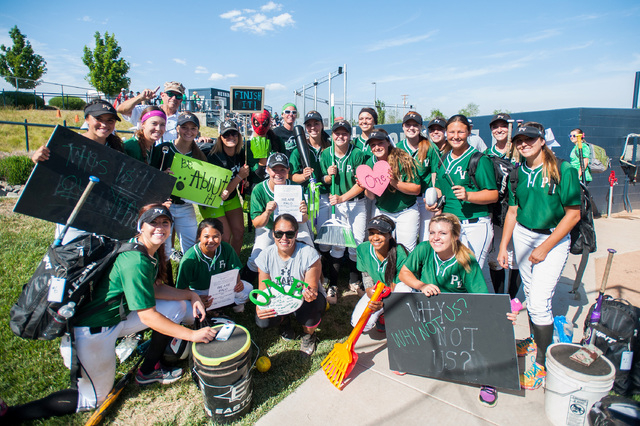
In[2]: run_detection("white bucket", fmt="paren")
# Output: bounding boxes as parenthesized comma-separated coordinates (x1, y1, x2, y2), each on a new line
(545, 343, 615, 426)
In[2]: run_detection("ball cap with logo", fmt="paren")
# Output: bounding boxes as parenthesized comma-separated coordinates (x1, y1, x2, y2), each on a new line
(219, 120, 239, 136)
(84, 100, 121, 121)
(332, 119, 352, 134)
(513, 126, 544, 140)
(267, 152, 289, 169)
(164, 81, 185, 95)
(367, 216, 395, 234)
(403, 111, 423, 126)
(304, 111, 323, 124)
(177, 113, 199, 127)
(489, 113, 512, 127)
(137, 206, 173, 231)
(427, 118, 446, 129)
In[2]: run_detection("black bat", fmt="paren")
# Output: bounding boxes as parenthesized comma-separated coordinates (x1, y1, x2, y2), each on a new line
(293, 125, 312, 169)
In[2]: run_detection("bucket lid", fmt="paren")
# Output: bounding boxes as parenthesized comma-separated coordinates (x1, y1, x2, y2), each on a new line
(546, 343, 615, 382)
(192, 324, 251, 366)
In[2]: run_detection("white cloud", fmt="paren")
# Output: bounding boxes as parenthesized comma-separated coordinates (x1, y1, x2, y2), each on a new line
(195, 66, 208, 74)
(261, 1, 281, 12)
(367, 31, 438, 52)
(266, 83, 286, 91)
(79, 16, 92, 22)
(521, 29, 561, 43)
(209, 73, 238, 81)
(173, 58, 186, 65)
(220, 4, 294, 35)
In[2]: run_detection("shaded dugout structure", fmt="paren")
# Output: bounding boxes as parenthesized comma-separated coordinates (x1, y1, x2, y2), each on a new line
(377, 107, 640, 215)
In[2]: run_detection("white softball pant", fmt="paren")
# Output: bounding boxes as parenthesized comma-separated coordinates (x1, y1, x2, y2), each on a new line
(247, 223, 314, 272)
(512, 222, 570, 326)
(375, 204, 420, 252)
(71, 300, 187, 411)
(350, 282, 414, 333)
(329, 197, 367, 262)
(417, 196, 434, 243)
(460, 216, 493, 288)
(164, 202, 198, 254)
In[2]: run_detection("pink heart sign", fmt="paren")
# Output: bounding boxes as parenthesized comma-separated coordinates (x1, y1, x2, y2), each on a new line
(356, 161, 391, 197)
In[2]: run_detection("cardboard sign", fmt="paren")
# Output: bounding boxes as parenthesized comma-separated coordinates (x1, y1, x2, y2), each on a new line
(274, 185, 303, 222)
(230, 86, 264, 113)
(14, 126, 176, 239)
(208, 269, 239, 310)
(384, 292, 520, 390)
(249, 278, 308, 315)
(356, 161, 391, 196)
(170, 153, 232, 208)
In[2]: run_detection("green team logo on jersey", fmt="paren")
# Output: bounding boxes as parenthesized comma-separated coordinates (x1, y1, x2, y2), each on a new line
(451, 275, 462, 289)
(454, 167, 467, 179)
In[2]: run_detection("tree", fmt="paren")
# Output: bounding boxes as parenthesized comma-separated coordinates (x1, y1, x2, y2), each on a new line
(458, 102, 479, 117)
(428, 108, 446, 120)
(0, 26, 47, 89)
(492, 108, 513, 115)
(82, 31, 130, 97)
(375, 99, 386, 125)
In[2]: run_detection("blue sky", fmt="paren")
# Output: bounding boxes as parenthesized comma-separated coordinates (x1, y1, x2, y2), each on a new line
(1, 0, 639, 121)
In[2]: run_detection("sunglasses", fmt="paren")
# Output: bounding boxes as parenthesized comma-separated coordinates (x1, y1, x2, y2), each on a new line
(274, 230, 296, 239)
(223, 131, 239, 138)
(165, 91, 183, 100)
(283, 110, 297, 115)
(569, 134, 581, 138)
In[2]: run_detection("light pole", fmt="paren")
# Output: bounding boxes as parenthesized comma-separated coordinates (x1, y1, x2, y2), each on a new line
(371, 82, 376, 106)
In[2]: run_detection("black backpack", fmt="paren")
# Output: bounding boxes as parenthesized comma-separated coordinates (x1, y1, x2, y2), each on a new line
(10, 234, 144, 340)
(469, 151, 518, 227)
(508, 159, 597, 255)
(581, 296, 640, 396)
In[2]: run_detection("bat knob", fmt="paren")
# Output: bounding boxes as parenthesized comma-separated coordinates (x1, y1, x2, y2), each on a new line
(607, 248, 617, 254)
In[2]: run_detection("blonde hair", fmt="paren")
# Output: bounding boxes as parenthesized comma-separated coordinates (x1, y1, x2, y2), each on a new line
(373, 129, 418, 188)
(429, 213, 474, 272)
(416, 135, 434, 165)
(522, 121, 560, 183)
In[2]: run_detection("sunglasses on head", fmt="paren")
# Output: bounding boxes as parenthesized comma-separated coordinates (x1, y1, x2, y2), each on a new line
(274, 230, 296, 239)
(165, 91, 183, 100)
(283, 110, 297, 115)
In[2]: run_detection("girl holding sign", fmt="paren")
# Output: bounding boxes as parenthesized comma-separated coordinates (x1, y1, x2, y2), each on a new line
(176, 218, 252, 317)
(360, 129, 422, 252)
(498, 123, 581, 390)
(429, 115, 498, 276)
(124, 106, 166, 164)
(200, 120, 250, 255)
(151, 113, 207, 258)
(2, 205, 216, 422)
(320, 120, 368, 298)
(255, 214, 325, 357)
(398, 213, 503, 407)
(396, 111, 440, 243)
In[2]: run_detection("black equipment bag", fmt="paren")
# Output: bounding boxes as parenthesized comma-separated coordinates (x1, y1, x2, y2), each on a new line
(469, 151, 517, 227)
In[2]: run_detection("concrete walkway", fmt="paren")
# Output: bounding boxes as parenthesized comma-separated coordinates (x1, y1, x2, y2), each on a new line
(256, 213, 640, 426)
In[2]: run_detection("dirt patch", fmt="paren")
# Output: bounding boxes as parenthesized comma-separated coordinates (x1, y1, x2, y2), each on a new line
(594, 250, 640, 308)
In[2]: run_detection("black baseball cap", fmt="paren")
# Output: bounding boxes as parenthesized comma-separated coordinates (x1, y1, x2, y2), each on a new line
(427, 118, 446, 129)
(512, 126, 544, 140)
(367, 215, 395, 234)
(267, 152, 289, 169)
(489, 113, 512, 127)
(177, 113, 199, 127)
(332, 120, 352, 134)
(84, 100, 120, 121)
(367, 130, 390, 144)
(219, 119, 238, 136)
(403, 111, 423, 126)
(304, 111, 323, 124)
(137, 206, 173, 231)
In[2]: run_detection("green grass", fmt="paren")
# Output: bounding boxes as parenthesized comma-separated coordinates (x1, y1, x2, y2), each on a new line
(0, 198, 358, 425)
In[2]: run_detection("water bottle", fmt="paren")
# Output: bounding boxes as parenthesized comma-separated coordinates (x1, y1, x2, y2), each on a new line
(42, 302, 76, 339)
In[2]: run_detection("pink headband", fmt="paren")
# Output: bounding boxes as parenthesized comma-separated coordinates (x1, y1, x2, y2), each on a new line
(141, 110, 167, 123)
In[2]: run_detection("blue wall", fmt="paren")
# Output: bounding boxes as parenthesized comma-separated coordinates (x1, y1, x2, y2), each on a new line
(368, 108, 640, 215)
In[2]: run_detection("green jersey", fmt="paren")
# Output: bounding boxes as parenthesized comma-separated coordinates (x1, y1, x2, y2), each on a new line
(485, 145, 519, 165)
(352, 135, 371, 153)
(289, 144, 329, 194)
(509, 160, 581, 230)
(123, 137, 152, 164)
(404, 242, 488, 294)
(366, 156, 420, 213)
(570, 144, 592, 182)
(319, 145, 369, 196)
(434, 146, 497, 220)
(76, 248, 158, 327)
(250, 179, 299, 229)
(396, 138, 439, 191)
(176, 242, 242, 291)
(356, 241, 408, 287)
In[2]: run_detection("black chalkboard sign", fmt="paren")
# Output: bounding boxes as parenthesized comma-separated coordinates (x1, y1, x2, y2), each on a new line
(14, 126, 176, 239)
(230, 86, 264, 113)
(384, 292, 520, 390)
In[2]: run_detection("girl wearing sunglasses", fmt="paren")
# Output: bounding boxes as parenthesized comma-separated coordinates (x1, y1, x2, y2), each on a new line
(255, 214, 325, 357)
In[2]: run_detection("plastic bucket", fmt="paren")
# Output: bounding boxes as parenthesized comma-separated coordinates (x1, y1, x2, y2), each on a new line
(545, 343, 615, 426)
(192, 324, 253, 423)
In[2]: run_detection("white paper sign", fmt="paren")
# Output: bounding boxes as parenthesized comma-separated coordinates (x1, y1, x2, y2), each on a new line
(274, 185, 303, 222)
(208, 269, 239, 310)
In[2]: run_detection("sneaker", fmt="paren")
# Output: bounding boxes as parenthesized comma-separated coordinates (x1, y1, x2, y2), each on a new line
(520, 362, 546, 390)
(136, 366, 183, 385)
(349, 273, 362, 293)
(376, 315, 386, 333)
(279, 318, 295, 341)
(392, 370, 406, 376)
(300, 333, 317, 357)
(516, 337, 536, 357)
(169, 249, 183, 262)
(232, 303, 245, 313)
(326, 286, 338, 305)
(479, 386, 498, 407)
